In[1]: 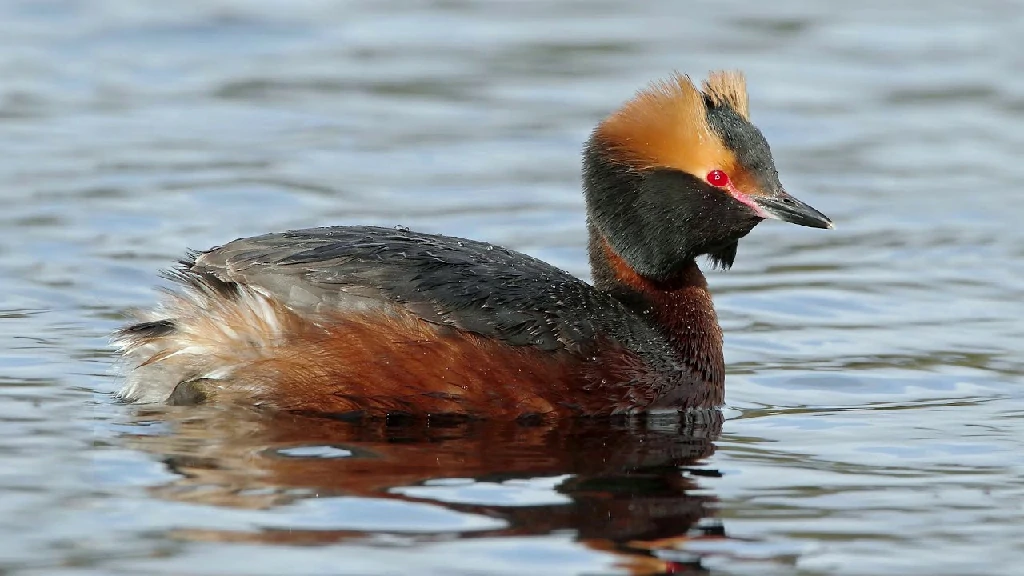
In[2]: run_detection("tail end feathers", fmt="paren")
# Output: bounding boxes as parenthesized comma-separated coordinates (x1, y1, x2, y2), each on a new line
(114, 269, 298, 404)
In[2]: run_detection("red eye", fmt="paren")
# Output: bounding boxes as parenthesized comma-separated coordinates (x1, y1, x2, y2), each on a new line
(706, 170, 730, 187)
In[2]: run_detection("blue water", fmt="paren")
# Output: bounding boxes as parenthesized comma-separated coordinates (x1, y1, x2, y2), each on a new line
(1, 1, 1022, 574)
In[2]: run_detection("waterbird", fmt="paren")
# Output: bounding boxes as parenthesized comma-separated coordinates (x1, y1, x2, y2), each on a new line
(116, 70, 832, 419)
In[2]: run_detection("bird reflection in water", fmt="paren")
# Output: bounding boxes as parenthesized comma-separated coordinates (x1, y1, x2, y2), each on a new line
(122, 408, 726, 575)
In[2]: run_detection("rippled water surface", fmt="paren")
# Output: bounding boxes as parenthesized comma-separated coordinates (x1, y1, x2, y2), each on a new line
(2, 1, 1022, 574)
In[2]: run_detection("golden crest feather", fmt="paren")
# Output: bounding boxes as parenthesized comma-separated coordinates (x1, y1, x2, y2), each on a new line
(702, 70, 749, 119)
(592, 71, 737, 175)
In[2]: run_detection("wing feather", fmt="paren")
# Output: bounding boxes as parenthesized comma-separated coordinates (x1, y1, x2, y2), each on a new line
(187, 226, 664, 357)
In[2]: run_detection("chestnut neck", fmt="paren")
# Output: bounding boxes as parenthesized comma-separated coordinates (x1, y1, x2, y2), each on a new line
(587, 222, 725, 399)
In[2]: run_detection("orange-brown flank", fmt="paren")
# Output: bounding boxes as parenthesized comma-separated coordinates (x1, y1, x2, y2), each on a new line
(218, 309, 664, 418)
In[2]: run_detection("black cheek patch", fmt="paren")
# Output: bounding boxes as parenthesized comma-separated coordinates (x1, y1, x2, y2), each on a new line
(640, 170, 759, 272)
(583, 138, 761, 282)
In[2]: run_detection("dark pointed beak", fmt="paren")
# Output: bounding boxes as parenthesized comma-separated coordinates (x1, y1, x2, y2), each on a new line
(753, 191, 833, 229)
